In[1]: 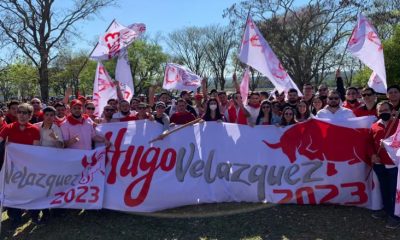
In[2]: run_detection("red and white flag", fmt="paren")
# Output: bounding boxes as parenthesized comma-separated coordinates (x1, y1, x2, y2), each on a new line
(238, 16, 302, 96)
(115, 49, 134, 101)
(93, 62, 117, 116)
(163, 63, 202, 91)
(90, 20, 146, 60)
(240, 67, 251, 105)
(347, 13, 386, 93)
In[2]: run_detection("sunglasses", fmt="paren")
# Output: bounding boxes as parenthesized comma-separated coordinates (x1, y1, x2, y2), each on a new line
(104, 109, 114, 112)
(328, 97, 339, 100)
(362, 93, 374, 97)
(86, 107, 95, 110)
(17, 111, 30, 115)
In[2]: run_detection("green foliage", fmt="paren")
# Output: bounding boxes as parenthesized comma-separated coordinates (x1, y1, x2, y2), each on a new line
(128, 40, 169, 94)
(0, 62, 39, 100)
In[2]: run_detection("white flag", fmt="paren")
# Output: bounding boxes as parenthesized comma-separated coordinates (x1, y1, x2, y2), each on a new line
(93, 62, 117, 117)
(347, 13, 387, 93)
(238, 16, 302, 96)
(115, 48, 134, 101)
(163, 63, 202, 91)
(240, 67, 250, 105)
(90, 20, 146, 60)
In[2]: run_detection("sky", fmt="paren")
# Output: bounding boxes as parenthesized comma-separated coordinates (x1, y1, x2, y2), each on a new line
(70, 0, 244, 51)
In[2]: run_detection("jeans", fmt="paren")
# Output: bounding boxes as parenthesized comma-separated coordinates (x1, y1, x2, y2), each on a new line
(373, 164, 399, 218)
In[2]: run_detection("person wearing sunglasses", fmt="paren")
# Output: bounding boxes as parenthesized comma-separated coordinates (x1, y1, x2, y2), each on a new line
(0, 103, 41, 228)
(354, 87, 378, 117)
(316, 90, 355, 120)
(135, 102, 154, 121)
(342, 87, 361, 111)
(317, 83, 329, 106)
(84, 102, 99, 123)
(100, 105, 116, 123)
(279, 106, 296, 127)
(256, 100, 272, 125)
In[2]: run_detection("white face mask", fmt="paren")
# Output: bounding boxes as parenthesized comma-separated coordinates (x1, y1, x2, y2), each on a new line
(209, 104, 218, 111)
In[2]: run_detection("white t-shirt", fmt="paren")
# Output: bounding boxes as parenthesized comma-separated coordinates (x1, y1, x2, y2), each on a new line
(35, 122, 64, 148)
(316, 107, 355, 120)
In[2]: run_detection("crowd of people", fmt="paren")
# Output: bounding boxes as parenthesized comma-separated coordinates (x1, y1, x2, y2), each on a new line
(1, 70, 400, 229)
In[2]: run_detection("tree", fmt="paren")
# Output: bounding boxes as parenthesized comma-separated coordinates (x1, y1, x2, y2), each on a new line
(0, 0, 115, 101)
(225, 0, 361, 89)
(204, 25, 236, 90)
(128, 40, 169, 94)
(167, 27, 208, 76)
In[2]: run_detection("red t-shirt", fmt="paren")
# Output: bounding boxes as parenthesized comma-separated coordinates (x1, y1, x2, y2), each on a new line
(0, 122, 40, 145)
(342, 101, 361, 111)
(170, 111, 196, 125)
(353, 105, 377, 117)
(369, 119, 399, 165)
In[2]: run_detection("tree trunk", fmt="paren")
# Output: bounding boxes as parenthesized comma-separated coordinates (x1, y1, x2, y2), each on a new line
(38, 62, 49, 101)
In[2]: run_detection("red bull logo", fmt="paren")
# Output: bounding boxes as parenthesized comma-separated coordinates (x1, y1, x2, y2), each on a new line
(263, 119, 370, 176)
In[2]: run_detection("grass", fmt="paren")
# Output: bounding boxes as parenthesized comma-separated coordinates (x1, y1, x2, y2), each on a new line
(1, 203, 399, 240)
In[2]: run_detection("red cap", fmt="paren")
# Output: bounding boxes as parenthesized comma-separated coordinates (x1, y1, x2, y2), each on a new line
(70, 99, 83, 107)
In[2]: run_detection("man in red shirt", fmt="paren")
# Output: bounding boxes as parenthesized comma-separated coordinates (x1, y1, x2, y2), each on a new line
(0, 103, 41, 228)
(5, 100, 19, 124)
(170, 98, 196, 125)
(369, 101, 400, 229)
(354, 87, 377, 117)
(342, 87, 361, 111)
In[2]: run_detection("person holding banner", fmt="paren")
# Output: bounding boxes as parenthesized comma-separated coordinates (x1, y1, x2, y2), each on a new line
(35, 106, 64, 148)
(100, 105, 116, 124)
(245, 92, 261, 125)
(202, 98, 225, 122)
(225, 93, 250, 125)
(153, 101, 170, 130)
(61, 100, 110, 150)
(279, 106, 296, 127)
(369, 101, 400, 229)
(316, 90, 355, 120)
(0, 103, 41, 227)
(170, 99, 196, 125)
(295, 100, 311, 122)
(256, 100, 272, 125)
(354, 87, 378, 117)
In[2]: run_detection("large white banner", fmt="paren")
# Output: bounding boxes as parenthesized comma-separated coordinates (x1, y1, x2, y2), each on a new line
(0, 118, 385, 213)
(1, 144, 106, 209)
(97, 118, 381, 212)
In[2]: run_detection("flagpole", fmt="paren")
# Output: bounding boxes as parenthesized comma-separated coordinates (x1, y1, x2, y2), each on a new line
(76, 19, 117, 96)
(337, 12, 359, 71)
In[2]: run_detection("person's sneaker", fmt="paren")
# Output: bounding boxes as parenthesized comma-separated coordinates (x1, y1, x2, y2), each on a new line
(385, 216, 400, 229)
(371, 210, 386, 219)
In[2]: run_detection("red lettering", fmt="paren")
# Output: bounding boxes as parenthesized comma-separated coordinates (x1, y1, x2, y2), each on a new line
(341, 182, 368, 205)
(295, 187, 316, 204)
(273, 189, 293, 203)
(315, 184, 339, 204)
(105, 128, 177, 207)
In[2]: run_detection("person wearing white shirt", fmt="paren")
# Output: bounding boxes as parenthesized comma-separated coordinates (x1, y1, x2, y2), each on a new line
(35, 106, 64, 148)
(316, 90, 355, 120)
